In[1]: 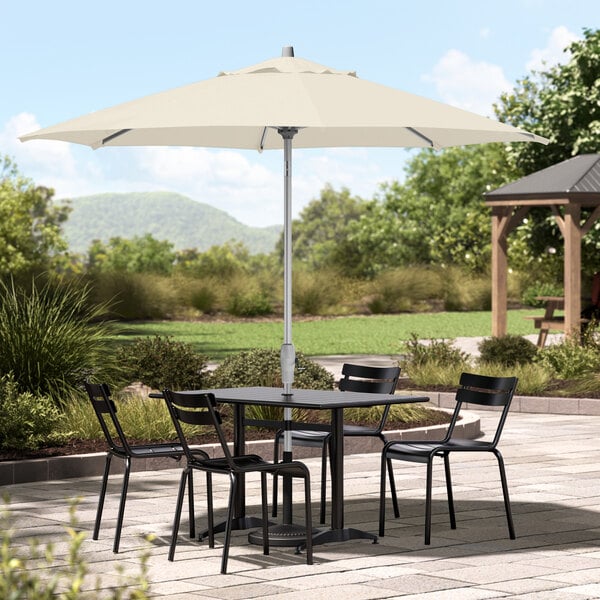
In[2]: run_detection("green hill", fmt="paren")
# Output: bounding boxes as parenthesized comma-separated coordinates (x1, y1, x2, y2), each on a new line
(60, 191, 281, 254)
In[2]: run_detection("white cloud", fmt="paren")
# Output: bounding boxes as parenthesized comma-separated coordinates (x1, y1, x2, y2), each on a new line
(526, 26, 579, 72)
(422, 49, 512, 116)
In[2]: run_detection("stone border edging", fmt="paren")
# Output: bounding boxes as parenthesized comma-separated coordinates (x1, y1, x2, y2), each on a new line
(0, 407, 479, 486)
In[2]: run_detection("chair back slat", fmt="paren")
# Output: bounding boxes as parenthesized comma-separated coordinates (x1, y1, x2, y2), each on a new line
(450, 372, 518, 447)
(339, 364, 400, 395)
(84, 381, 132, 454)
(163, 390, 234, 467)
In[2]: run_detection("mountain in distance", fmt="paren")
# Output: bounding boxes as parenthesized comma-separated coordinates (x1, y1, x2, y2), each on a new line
(60, 191, 282, 255)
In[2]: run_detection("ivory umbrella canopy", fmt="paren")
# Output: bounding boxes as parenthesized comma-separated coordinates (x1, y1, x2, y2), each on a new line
(21, 48, 547, 543)
(20, 46, 548, 395)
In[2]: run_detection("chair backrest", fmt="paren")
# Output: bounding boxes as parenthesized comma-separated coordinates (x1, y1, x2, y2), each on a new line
(338, 363, 400, 394)
(84, 381, 132, 455)
(446, 372, 518, 447)
(163, 390, 235, 468)
(338, 364, 401, 432)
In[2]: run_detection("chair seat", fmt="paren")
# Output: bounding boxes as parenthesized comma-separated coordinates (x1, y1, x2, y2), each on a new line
(386, 438, 495, 461)
(193, 453, 309, 478)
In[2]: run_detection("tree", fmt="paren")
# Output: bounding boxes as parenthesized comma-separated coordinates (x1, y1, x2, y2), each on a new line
(276, 185, 368, 271)
(0, 156, 70, 277)
(495, 28, 600, 278)
(495, 28, 600, 175)
(347, 144, 519, 276)
(86, 234, 176, 275)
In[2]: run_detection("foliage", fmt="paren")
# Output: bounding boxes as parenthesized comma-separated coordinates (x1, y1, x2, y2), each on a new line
(175, 241, 250, 279)
(346, 144, 519, 276)
(477, 335, 538, 367)
(495, 28, 600, 276)
(343, 403, 450, 427)
(521, 281, 564, 307)
(474, 362, 550, 396)
(367, 267, 441, 313)
(292, 268, 347, 315)
(87, 271, 177, 320)
(87, 234, 176, 275)
(440, 267, 492, 311)
(0, 497, 150, 599)
(277, 185, 368, 271)
(0, 277, 120, 404)
(534, 338, 600, 379)
(0, 374, 68, 451)
(0, 156, 70, 277)
(227, 290, 273, 317)
(401, 333, 470, 370)
(117, 335, 209, 390)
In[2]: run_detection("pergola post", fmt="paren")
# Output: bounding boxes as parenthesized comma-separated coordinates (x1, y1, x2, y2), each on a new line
(563, 204, 582, 339)
(491, 207, 509, 337)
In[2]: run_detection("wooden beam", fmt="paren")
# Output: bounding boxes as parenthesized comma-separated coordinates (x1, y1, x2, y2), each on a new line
(491, 207, 509, 337)
(582, 205, 600, 236)
(563, 204, 582, 340)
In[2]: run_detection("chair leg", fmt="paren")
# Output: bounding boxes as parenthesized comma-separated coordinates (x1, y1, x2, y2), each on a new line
(387, 457, 400, 518)
(494, 449, 516, 540)
(378, 450, 389, 537)
(320, 440, 330, 524)
(425, 459, 433, 545)
(261, 472, 269, 556)
(113, 457, 131, 554)
(272, 436, 280, 518)
(188, 468, 195, 539)
(304, 474, 313, 565)
(93, 453, 112, 541)
(221, 474, 237, 575)
(206, 472, 215, 548)
(169, 468, 189, 562)
(443, 452, 456, 530)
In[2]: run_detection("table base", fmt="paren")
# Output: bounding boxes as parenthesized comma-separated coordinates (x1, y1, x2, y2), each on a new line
(197, 516, 270, 541)
(248, 525, 378, 550)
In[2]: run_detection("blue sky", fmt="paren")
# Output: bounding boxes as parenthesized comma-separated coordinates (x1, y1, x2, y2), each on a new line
(1, 0, 597, 227)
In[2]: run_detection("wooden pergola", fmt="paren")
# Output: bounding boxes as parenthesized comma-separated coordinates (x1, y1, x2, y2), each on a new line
(484, 154, 600, 340)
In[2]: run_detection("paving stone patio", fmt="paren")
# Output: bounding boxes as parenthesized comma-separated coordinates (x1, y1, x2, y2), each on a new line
(4, 410, 600, 599)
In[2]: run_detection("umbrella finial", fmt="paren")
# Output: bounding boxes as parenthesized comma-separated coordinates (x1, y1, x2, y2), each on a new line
(282, 46, 294, 57)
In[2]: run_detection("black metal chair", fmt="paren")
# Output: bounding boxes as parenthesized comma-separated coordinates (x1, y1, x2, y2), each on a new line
(84, 382, 208, 553)
(272, 363, 401, 523)
(162, 389, 313, 574)
(379, 372, 518, 545)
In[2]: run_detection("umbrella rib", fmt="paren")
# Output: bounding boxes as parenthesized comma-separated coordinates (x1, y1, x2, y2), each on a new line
(406, 127, 435, 148)
(102, 129, 132, 145)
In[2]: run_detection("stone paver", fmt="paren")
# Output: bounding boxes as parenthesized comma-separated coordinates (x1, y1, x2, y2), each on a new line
(3, 410, 600, 598)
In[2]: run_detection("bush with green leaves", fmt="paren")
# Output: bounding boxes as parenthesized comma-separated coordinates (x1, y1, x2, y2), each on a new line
(0, 373, 69, 451)
(208, 348, 334, 423)
(209, 348, 334, 390)
(478, 335, 538, 367)
(402, 333, 470, 369)
(0, 276, 120, 404)
(1, 497, 150, 599)
(535, 338, 600, 379)
(117, 335, 209, 390)
(520, 281, 563, 308)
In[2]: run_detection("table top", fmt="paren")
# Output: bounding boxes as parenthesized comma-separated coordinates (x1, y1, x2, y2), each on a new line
(172, 386, 429, 410)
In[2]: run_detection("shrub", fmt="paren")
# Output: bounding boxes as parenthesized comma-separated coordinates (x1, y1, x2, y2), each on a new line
(478, 335, 538, 367)
(208, 349, 334, 422)
(0, 374, 69, 451)
(521, 281, 563, 307)
(402, 333, 470, 369)
(441, 268, 491, 311)
(367, 267, 441, 314)
(227, 290, 273, 317)
(476, 362, 549, 396)
(88, 271, 176, 320)
(0, 277, 121, 404)
(117, 335, 209, 390)
(535, 338, 600, 379)
(0, 497, 151, 599)
(293, 269, 342, 315)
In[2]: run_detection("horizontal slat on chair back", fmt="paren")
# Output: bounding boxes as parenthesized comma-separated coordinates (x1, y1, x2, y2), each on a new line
(85, 382, 117, 413)
(339, 364, 400, 394)
(167, 392, 216, 427)
(456, 373, 517, 407)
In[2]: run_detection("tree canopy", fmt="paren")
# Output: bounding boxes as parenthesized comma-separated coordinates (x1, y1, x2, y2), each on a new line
(0, 156, 70, 277)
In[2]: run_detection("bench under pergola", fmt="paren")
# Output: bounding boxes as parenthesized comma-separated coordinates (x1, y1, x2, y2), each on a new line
(485, 154, 600, 341)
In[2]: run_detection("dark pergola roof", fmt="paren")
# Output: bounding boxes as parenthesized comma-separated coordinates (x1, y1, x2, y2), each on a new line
(485, 154, 600, 203)
(483, 154, 600, 343)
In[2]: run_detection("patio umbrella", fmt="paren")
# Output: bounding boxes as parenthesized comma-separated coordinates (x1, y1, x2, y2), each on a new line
(21, 46, 547, 540)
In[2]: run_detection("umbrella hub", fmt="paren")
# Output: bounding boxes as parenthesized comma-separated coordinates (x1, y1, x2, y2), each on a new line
(282, 46, 294, 57)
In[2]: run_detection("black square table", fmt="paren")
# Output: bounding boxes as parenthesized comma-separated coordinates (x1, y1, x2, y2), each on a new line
(177, 386, 429, 549)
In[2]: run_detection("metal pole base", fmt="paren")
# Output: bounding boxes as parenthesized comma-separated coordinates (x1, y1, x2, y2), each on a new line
(248, 523, 319, 547)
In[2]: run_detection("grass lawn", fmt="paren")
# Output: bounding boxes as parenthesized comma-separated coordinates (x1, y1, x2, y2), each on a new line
(112, 309, 542, 360)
